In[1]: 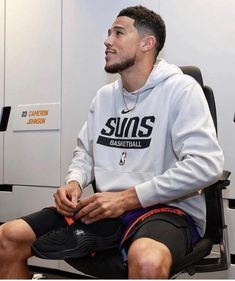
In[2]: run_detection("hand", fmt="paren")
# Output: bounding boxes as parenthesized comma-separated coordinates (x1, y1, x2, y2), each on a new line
(54, 181, 82, 217)
(75, 191, 125, 224)
(75, 188, 141, 224)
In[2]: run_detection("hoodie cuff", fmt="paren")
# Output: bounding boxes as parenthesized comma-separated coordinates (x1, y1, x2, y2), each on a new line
(65, 173, 85, 190)
(135, 180, 159, 208)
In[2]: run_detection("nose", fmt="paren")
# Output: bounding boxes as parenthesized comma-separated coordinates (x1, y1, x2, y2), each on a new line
(104, 38, 110, 48)
(104, 34, 113, 48)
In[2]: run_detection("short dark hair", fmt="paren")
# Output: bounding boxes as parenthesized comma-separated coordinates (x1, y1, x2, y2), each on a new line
(117, 5, 166, 57)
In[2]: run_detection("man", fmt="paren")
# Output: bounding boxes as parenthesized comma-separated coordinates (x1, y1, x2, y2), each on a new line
(0, 6, 224, 279)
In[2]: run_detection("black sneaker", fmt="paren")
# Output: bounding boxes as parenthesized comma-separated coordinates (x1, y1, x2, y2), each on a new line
(31, 218, 123, 260)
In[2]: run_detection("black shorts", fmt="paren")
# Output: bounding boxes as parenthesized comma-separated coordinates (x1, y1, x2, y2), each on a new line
(21, 207, 68, 239)
(121, 212, 194, 269)
(22, 207, 194, 273)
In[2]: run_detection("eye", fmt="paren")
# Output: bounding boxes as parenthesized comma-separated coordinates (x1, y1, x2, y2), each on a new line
(116, 30, 123, 36)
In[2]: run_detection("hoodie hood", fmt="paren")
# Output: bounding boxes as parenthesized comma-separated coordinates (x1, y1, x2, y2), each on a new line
(118, 59, 183, 94)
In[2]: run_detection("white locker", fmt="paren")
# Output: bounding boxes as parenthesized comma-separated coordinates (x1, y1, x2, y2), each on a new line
(0, 0, 4, 184)
(0, 185, 55, 221)
(4, 0, 62, 187)
(225, 200, 235, 254)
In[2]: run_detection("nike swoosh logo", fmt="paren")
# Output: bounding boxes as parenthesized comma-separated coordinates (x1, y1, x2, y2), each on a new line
(121, 109, 131, 114)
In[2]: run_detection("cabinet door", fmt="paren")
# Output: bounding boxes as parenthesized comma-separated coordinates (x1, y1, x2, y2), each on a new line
(4, 0, 61, 186)
(0, 185, 56, 221)
(0, 0, 4, 184)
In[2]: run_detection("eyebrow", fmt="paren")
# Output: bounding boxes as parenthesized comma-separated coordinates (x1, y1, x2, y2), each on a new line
(108, 25, 126, 35)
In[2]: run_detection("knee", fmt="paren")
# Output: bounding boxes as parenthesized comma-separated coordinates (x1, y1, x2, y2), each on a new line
(0, 220, 35, 258)
(128, 238, 172, 279)
(0, 222, 18, 253)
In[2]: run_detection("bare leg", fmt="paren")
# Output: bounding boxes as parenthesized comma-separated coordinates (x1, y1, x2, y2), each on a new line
(128, 237, 172, 279)
(0, 219, 36, 279)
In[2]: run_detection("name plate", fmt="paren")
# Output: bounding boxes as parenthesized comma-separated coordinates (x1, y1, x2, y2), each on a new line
(13, 103, 60, 131)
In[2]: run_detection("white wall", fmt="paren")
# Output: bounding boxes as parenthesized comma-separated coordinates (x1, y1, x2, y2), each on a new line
(159, 0, 235, 198)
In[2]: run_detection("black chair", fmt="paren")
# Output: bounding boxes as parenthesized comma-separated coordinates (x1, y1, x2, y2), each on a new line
(170, 66, 231, 277)
(171, 171, 230, 278)
(31, 66, 231, 279)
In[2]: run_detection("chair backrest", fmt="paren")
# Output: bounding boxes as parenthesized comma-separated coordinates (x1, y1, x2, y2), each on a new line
(180, 66, 217, 133)
(179, 66, 223, 242)
(204, 182, 226, 243)
(178, 66, 230, 275)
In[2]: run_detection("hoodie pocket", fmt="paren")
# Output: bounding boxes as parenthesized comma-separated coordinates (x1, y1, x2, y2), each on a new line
(94, 166, 155, 192)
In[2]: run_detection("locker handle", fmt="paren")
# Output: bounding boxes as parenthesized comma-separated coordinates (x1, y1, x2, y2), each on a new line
(228, 199, 235, 209)
(231, 254, 235, 265)
(0, 106, 11, 131)
(0, 184, 13, 192)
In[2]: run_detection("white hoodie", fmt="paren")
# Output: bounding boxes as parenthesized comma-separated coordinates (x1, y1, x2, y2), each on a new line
(65, 59, 224, 237)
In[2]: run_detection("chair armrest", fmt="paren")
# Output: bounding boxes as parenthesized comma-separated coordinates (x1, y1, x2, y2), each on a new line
(220, 170, 231, 181)
(207, 170, 231, 191)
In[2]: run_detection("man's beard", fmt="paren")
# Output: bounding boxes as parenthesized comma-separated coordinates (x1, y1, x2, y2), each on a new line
(105, 55, 136, 74)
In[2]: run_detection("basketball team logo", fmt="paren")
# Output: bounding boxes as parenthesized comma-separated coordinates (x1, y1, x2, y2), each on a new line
(97, 116, 155, 149)
(119, 152, 127, 166)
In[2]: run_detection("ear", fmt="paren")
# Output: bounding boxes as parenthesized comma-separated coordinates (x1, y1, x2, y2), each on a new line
(141, 36, 156, 53)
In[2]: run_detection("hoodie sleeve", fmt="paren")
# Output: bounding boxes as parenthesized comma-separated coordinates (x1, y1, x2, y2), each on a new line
(135, 81, 224, 207)
(65, 101, 95, 189)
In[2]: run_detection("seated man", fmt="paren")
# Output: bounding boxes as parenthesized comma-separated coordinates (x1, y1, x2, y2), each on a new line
(0, 5, 224, 279)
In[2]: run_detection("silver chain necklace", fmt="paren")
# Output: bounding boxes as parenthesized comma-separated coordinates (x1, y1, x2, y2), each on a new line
(122, 89, 140, 113)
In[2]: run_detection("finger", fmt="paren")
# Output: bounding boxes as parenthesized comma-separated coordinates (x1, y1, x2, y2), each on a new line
(56, 189, 77, 210)
(81, 208, 104, 222)
(69, 186, 82, 205)
(75, 201, 98, 219)
(76, 194, 98, 210)
(71, 193, 80, 205)
(77, 193, 99, 206)
(54, 193, 75, 216)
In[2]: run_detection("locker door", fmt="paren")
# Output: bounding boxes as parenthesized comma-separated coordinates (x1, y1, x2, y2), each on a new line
(0, 0, 4, 184)
(4, 0, 62, 187)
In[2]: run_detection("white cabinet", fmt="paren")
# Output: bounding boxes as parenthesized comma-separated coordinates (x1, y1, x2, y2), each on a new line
(4, 0, 61, 187)
(225, 200, 235, 254)
(0, 185, 56, 221)
(0, 0, 4, 184)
